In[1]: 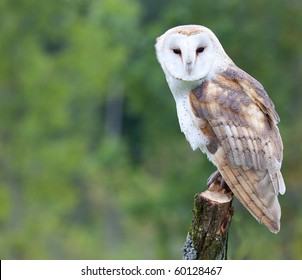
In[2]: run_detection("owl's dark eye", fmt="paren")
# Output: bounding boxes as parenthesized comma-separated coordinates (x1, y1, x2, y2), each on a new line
(172, 48, 182, 55)
(196, 47, 205, 54)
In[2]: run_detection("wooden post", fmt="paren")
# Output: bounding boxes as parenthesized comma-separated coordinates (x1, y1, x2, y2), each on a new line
(182, 180, 234, 260)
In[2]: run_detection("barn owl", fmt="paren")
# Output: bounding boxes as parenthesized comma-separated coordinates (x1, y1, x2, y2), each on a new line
(155, 25, 285, 233)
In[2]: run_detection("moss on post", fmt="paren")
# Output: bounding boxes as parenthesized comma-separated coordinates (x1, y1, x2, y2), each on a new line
(182, 181, 233, 260)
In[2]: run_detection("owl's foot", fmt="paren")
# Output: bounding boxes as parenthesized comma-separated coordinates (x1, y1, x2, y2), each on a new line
(207, 170, 221, 187)
(207, 170, 231, 193)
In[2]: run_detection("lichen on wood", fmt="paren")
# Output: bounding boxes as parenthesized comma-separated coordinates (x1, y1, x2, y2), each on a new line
(182, 180, 233, 260)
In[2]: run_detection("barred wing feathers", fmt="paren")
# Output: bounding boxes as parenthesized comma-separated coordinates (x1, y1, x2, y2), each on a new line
(189, 66, 285, 233)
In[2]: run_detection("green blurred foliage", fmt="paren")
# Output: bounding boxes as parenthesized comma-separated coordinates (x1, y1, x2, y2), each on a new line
(0, 0, 301, 259)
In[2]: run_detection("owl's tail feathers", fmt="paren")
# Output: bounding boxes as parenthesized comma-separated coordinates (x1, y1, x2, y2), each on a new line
(272, 171, 286, 195)
(217, 164, 281, 233)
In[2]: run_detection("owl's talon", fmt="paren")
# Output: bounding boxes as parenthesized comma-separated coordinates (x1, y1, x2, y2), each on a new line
(220, 177, 231, 193)
(207, 171, 231, 193)
(207, 170, 222, 188)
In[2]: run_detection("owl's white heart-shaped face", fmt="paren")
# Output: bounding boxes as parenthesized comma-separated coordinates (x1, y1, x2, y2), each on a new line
(156, 25, 230, 81)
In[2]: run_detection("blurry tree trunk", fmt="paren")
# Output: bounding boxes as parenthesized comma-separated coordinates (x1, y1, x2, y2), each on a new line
(104, 83, 124, 139)
(182, 180, 233, 260)
(103, 83, 125, 248)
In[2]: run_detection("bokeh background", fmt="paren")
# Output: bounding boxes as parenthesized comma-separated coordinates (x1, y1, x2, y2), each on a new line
(0, 0, 301, 259)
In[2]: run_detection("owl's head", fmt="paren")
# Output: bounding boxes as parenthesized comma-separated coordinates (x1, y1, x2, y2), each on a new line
(155, 25, 231, 81)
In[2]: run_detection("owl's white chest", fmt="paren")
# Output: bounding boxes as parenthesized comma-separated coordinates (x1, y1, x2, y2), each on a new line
(167, 77, 209, 152)
(175, 94, 209, 151)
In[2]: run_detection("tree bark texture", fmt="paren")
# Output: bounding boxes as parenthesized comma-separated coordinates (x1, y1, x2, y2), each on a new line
(182, 180, 234, 260)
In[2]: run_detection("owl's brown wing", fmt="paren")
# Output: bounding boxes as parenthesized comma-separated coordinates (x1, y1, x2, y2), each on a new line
(189, 66, 285, 233)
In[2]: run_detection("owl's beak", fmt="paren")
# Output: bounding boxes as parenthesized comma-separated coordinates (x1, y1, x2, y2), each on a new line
(186, 62, 193, 75)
